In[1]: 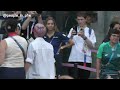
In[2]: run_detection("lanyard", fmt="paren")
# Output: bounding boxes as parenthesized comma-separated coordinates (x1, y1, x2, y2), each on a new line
(106, 44, 118, 66)
(83, 42, 87, 67)
(27, 22, 35, 40)
(108, 44, 118, 63)
(30, 22, 35, 34)
(50, 36, 54, 44)
(49, 33, 55, 44)
(84, 54, 87, 67)
(27, 25, 29, 40)
(48, 35, 62, 55)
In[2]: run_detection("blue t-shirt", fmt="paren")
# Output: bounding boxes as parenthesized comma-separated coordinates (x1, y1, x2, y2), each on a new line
(43, 32, 69, 55)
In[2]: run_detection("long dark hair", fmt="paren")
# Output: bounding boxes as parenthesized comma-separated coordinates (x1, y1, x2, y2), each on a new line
(107, 21, 120, 36)
(102, 21, 120, 43)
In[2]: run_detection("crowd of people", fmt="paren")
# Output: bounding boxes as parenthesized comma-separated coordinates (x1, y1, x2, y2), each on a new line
(0, 11, 120, 79)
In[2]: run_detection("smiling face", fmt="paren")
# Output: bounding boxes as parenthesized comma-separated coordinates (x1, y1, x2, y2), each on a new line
(45, 16, 59, 32)
(110, 34, 120, 44)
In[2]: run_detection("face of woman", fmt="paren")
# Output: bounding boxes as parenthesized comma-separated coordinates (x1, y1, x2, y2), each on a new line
(46, 20, 55, 31)
(110, 34, 120, 44)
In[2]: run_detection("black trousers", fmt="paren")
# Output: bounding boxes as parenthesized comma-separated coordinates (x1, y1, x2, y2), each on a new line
(54, 54, 63, 77)
(68, 62, 91, 79)
(0, 67, 25, 79)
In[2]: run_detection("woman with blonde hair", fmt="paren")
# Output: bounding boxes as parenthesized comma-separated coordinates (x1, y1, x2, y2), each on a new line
(43, 16, 74, 78)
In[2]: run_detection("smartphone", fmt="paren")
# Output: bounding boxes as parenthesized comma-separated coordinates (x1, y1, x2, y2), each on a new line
(72, 26, 77, 35)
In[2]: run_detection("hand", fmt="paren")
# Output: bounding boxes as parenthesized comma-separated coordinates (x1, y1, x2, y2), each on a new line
(29, 11, 38, 18)
(71, 30, 77, 36)
(118, 70, 120, 73)
(60, 46, 64, 50)
(78, 30, 85, 38)
(31, 13, 38, 18)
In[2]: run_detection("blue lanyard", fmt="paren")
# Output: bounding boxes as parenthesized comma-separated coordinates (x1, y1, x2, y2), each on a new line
(50, 37, 54, 44)
(108, 44, 118, 63)
(84, 54, 87, 67)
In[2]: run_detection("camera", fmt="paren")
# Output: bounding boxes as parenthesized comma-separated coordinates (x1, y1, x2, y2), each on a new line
(72, 26, 77, 35)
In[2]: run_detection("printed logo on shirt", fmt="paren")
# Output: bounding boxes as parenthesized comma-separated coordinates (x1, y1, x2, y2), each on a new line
(53, 36, 58, 38)
(32, 73, 40, 76)
(105, 54, 108, 56)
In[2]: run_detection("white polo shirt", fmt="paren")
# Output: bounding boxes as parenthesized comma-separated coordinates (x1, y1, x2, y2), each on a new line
(26, 37, 56, 79)
(68, 26, 96, 63)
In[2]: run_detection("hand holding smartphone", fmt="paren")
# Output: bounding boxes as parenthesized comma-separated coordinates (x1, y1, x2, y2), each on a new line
(71, 26, 77, 35)
(78, 29, 85, 37)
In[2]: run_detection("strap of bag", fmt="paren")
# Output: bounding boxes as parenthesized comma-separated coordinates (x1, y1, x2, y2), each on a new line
(11, 37, 26, 61)
(106, 43, 118, 66)
(88, 28, 92, 37)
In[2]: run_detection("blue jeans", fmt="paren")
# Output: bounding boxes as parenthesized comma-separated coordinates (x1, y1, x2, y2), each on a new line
(0, 67, 25, 79)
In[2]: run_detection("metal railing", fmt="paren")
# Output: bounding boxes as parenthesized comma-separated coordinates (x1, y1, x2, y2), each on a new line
(62, 49, 97, 73)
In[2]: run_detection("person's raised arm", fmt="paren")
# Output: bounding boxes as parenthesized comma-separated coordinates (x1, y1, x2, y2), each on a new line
(22, 12, 38, 30)
(21, 17, 32, 30)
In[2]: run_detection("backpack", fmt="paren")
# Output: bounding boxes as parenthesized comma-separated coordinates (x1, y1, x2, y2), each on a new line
(73, 25, 92, 37)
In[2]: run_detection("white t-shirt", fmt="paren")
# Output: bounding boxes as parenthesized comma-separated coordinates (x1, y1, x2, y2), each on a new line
(26, 37, 56, 79)
(68, 26, 96, 63)
(1, 36, 28, 67)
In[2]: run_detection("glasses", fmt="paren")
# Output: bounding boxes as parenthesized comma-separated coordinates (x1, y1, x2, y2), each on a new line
(111, 34, 120, 38)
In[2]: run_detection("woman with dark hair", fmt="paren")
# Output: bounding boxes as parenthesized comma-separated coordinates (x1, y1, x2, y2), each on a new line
(0, 19, 28, 79)
(103, 21, 120, 43)
(96, 29, 120, 79)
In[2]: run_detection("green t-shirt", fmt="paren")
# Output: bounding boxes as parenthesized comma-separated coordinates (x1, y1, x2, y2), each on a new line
(97, 42, 120, 71)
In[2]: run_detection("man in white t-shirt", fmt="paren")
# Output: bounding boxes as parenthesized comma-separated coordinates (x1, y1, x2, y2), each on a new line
(25, 23, 56, 79)
(67, 12, 96, 79)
